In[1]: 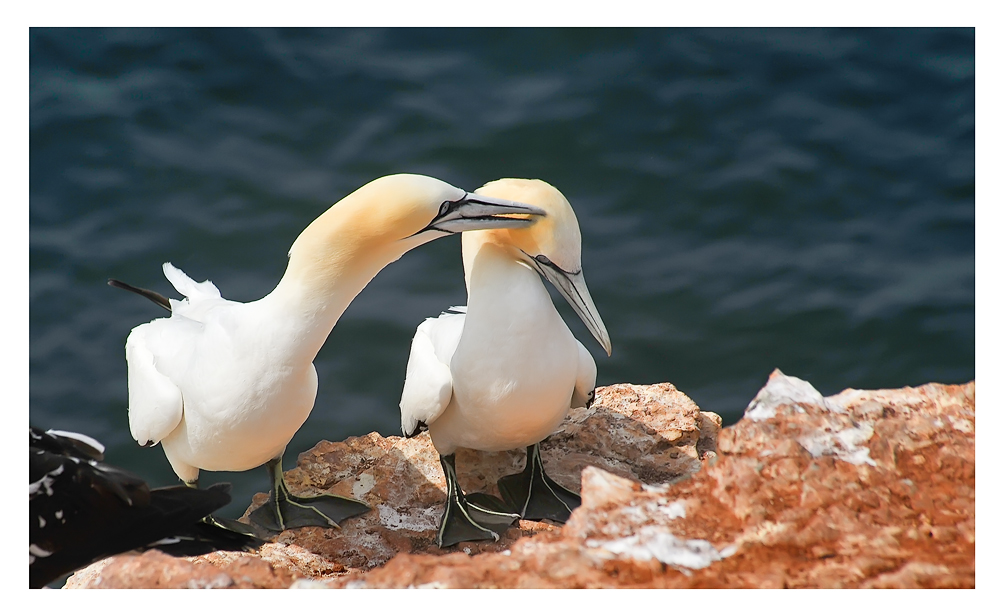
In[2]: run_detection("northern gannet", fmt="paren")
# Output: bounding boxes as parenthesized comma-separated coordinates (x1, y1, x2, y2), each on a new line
(111, 174, 546, 535)
(29, 427, 261, 588)
(398, 178, 612, 547)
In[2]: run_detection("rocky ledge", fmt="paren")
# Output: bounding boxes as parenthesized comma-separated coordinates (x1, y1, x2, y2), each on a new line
(65, 370, 975, 588)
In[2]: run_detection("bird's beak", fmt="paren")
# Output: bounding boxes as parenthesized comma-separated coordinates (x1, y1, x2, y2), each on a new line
(528, 255, 612, 356)
(425, 193, 546, 234)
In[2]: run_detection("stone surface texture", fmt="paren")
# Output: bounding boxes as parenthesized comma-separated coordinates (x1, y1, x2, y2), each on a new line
(64, 373, 974, 589)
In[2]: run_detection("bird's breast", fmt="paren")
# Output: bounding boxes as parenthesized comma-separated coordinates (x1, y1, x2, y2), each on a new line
(155, 307, 322, 472)
(432, 259, 580, 453)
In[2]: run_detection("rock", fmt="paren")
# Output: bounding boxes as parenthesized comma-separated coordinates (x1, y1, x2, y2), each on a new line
(62, 549, 284, 589)
(64, 374, 974, 588)
(62, 542, 339, 589)
(578, 465, 643, 510)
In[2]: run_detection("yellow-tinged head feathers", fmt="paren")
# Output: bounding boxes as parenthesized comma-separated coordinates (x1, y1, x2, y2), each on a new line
(290, 174, 547, 259)
(291, 174, 463, 256)
(466, 178, 612, 356)
(276, 174, 546, 313)
(467, 178, 582, 273)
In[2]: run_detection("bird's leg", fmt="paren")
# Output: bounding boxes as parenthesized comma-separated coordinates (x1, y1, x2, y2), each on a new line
(183, 478, 259, 537)
(247, 457, 370, 533)
(498, 443, 581, 523)
(437, 453, 520, 548)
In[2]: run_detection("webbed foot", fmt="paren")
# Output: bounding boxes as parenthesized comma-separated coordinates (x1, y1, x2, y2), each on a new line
(498, 443, 581, 523)
(246, 457, 370, 533)
(248, 492, 370, 533)
(437, 454, 519, 548)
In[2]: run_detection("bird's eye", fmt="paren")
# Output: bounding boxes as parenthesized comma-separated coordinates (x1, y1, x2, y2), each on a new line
(535, 254, 553, 266)
(438, 201, 453, 218)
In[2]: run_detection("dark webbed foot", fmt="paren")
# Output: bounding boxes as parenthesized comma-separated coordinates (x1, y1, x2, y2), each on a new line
(465, 491, 516, 515)
(248, 493, 370, 533)
(438, 454, 520, 548)
(246, 457, 370, 534)
(498, 443, 581, 523)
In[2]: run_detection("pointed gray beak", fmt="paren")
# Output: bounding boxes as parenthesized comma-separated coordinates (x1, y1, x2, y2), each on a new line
(426, 192, 546, 234)
(528, 254, 612, 356)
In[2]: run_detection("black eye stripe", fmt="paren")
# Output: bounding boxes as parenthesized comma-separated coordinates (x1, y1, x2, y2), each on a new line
(531, 253, 581, 276)
(437, 192, 469, 218)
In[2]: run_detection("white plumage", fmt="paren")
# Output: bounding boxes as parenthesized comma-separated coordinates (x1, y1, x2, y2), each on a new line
(400, 307, 466, 438)
(398, 178, 611, 547)
(116, 174, 546, 533)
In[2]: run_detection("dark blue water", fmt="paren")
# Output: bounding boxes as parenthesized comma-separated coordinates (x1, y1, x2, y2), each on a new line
(30, 28, 974, 516)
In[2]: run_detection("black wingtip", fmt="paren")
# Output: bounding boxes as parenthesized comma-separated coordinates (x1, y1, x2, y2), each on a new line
(403, 420, 429, 438)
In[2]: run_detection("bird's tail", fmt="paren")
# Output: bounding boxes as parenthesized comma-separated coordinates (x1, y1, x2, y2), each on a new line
(108, 278, 172, 312)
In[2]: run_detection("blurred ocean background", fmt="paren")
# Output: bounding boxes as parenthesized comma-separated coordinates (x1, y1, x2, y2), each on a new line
(30, 28, 974, 516)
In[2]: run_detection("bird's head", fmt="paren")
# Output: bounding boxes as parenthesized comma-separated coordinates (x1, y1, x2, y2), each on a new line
(284, 174, 546, 289)
(465, 178, 612, 356)
(298, 174, 546, 248)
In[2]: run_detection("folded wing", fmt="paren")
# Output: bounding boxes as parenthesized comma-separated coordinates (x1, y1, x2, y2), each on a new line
(124, 321, 186, 447)
(124, 263, 233, 448)
(571, 339, 598, 409)
(399, 308, 467, 438)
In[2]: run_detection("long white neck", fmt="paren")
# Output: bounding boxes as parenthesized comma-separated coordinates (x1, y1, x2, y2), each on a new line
(463, 240, 556, 326)
(255, 201, 439, 364)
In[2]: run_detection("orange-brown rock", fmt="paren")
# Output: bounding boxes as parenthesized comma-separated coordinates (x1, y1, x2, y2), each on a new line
(63, 374, 974, 588)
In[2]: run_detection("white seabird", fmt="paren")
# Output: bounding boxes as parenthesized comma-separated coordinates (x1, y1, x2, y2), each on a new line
(398, 178, 612, 547)
(110, 174, 546, 534)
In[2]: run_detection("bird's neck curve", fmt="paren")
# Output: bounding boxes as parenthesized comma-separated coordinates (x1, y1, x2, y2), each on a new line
(259, 200, 437, 364)
(462, 231, 524, 292)
(463, 239, 551, 318)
